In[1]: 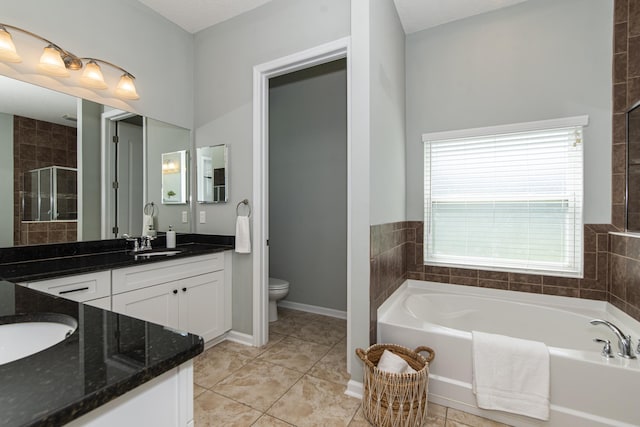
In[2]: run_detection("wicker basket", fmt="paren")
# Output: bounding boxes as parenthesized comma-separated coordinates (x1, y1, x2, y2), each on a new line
(356, 343, 435, 427)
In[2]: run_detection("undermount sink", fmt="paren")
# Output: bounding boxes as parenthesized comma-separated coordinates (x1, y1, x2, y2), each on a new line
(133, 250, 182, 258)
(0, 313, 77, 365)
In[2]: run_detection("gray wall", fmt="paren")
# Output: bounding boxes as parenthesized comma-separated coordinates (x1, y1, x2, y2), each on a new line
(0, 113, 13, 247)
(405, 0, 613, 224)
(194, 0, 351, 334)
(79, 100, 102, 241)
(1, 0, 194, 129)
(269, 60, 347, 312)
(369, 0, 407, 226)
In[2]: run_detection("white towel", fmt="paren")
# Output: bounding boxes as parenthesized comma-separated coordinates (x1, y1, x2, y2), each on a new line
(472, 331, 550, 421)
(377, 350, 409, 373)
(235, 216, 251, 254)
(142, 214, 154, 236)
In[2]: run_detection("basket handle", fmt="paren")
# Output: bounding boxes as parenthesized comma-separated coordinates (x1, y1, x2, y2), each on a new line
(355, 348, 376, 369)
(415, 346, 435, 363)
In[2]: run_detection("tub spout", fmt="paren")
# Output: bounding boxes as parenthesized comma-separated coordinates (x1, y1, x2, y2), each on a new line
(590, 319, 636, 359)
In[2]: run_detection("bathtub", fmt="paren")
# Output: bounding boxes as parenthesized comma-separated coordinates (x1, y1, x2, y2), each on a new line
(377, 280, 640, 427)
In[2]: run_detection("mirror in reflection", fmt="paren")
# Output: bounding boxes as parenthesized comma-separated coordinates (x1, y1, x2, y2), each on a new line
(197, 145, 228, 203)
(627, 101, 640, 231)
(161, 150, 188, 205)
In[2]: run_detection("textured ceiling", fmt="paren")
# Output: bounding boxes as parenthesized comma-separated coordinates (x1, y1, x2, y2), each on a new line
(138, 0, 528, 35)
(137, 0, 273, 33)
(394, 0, 529, 34)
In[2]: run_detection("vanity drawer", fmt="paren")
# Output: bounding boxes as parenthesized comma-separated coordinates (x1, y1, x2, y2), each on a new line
(111, 252, 224, 295)
(27, 271, 111, 303)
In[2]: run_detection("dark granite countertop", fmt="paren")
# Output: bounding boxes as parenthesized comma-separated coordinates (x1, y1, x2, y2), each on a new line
(0, 234, 235, 282)
(0, 281, 203, 427)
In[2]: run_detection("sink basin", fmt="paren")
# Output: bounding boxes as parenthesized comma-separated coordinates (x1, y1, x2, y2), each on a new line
(0, 313, 77, 365)
(133, 250, 182, 258)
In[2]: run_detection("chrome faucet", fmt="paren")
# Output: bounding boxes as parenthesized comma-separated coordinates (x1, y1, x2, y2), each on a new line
(123, 234, 154, 252)
(590, 319, 636, 359)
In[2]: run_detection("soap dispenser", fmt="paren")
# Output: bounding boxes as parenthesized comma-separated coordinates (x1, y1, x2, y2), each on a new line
(166, 225, 176, 249)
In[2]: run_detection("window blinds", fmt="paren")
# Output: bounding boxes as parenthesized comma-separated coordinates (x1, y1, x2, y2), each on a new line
(423, 121, 584, 276)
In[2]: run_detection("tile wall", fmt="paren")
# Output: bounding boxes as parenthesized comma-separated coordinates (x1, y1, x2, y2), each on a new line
(612, 0, 640, 229)
(13, 115, 77, 246)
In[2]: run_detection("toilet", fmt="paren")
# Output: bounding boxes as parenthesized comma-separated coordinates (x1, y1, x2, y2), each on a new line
(268, 277, 290, 322)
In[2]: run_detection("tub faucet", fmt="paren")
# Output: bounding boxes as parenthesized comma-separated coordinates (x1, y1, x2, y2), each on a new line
(590, 319, 636, 359)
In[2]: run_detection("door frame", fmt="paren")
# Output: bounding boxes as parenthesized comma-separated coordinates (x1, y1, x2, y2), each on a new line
(252, 37, 352, 364)
(100, 109, 146, 239)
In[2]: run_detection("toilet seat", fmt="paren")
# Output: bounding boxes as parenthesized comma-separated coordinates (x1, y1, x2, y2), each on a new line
(269, 278, 289, 289)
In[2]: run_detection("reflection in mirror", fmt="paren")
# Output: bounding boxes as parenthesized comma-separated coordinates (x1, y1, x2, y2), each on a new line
(627, 101, 640, 231)
(0, 74, 193, 247)
(197, 145, 228, 203)
(161, 150, 188, 204)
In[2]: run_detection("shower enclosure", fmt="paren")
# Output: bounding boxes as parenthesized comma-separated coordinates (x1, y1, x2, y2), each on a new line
(23, 166, 77, 222)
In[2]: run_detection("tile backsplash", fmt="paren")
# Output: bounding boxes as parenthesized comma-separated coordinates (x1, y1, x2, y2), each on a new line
(370, 221, 640, 345)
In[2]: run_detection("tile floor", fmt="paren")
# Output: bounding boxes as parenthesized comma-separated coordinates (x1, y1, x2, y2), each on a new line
(193, 308, 510, 427)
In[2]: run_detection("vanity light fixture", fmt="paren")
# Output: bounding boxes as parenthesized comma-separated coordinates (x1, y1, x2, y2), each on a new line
(0, 23, 140, 100)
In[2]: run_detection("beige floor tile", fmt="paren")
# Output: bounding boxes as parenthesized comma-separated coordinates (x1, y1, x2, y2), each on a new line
(269, 315, 298, 335)
(194, 390, 262, 427)
(446, 408, 511, 427)
(348, 406, 371, 426)
(428, 402, 448, 419)
(213, 339, 270, 358)
(252, 414, 294, 426)
(308, 338, 350, 386)
(287, 318, 346, 346)
(257, 336, 331, 372)
(213, 359, 303, 411)
(268, 374, 360, 427)
(194, 383, 207, 398)
(194, 348, 253, 388)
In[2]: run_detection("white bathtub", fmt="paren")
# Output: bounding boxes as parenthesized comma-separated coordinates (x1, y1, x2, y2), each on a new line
(377, 280, 640, 427)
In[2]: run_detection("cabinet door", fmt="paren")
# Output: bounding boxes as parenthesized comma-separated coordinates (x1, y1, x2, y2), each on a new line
(112, 282, 180, 330)
(179, 271, 226, 342)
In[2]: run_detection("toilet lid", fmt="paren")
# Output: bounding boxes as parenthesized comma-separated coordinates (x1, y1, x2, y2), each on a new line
(269, 277, 289, 289)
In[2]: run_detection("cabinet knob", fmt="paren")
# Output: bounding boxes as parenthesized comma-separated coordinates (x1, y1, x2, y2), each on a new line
(182, 287, 187, 292)
(173, 289, 178, 294)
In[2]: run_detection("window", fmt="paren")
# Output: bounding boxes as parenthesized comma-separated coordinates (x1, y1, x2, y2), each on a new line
(423, 116, 587, 276)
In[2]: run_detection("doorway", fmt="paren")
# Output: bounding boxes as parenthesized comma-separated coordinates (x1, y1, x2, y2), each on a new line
(268, 59, 348, 318)
(252, 38, 352, 372)
(101, 111, 144, 239)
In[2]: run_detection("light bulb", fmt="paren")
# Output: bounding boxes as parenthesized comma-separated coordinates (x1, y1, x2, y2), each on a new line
(0, 27, 21, 63)
(37, 46, 69, 77)
(115, 73, 139, 100)
(80, 60, 107, 89)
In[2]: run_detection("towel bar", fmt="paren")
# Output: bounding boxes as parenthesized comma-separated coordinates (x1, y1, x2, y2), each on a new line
(236, 199, 251, 217)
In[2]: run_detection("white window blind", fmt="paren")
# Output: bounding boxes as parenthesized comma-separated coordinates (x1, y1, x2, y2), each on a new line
(423, 117, 585, 276)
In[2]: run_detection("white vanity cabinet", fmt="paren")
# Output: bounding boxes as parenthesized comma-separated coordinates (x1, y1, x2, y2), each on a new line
(26, 271, 112, 309)
(111, 252, 231, 342)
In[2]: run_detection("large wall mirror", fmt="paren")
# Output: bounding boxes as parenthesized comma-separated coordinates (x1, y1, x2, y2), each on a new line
(0, 75, 192, 247)
(197, 145, 228, 203)
(627, 101, 640, 231)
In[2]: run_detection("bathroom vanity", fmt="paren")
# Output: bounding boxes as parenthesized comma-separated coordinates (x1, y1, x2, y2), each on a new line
(0, 234, 233, 426)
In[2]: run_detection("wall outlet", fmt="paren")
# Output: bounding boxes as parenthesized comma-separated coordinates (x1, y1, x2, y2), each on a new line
(199, 211, 206, 224)
(181, 211, 188, 223)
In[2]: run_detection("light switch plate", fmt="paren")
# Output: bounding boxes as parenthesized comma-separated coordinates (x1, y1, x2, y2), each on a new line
(181, 211, 188, 223)
(199, 211, 206, 224)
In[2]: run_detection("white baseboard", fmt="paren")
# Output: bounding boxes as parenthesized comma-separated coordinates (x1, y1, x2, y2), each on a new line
(278, 300, 347, 319)
(345, 380, 363, 399)
(225, 330, 255, 346)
